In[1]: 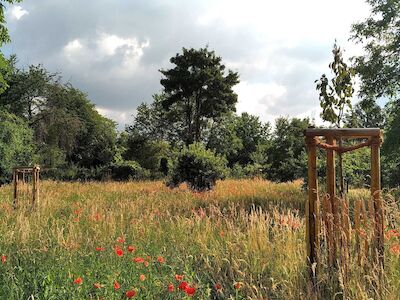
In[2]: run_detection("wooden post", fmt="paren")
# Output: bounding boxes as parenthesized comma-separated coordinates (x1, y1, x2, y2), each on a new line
(31, 166, 40, 208)
(32, 167, 36, 208)
(371, 135, 384, 269)
(326, 136, 336, 266)
(306, 136, 319, 294)
(13, 169, 18, 209)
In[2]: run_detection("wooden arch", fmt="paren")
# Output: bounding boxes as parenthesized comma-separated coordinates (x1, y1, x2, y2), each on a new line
(13, 165, 40, 209)
(304, 128, 383, 293)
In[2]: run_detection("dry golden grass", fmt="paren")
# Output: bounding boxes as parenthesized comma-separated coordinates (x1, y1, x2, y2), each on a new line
(0, 179, 398, 299)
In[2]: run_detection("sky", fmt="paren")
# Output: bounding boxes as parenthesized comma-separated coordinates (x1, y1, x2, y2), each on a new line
(3, 0, 371, 130)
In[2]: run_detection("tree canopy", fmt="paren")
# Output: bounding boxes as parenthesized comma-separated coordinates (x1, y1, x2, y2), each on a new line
(351, 0, 400, 98)
(160, 47, 239, 145)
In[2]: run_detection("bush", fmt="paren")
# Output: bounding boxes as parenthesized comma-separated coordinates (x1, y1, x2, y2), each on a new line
(42, 165, 106, 181)
(167, 143, 228, 191)
(110, 160, 149, 181)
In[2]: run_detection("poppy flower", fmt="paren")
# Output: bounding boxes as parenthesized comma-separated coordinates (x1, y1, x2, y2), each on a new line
(1, 255, 6, 264)
(157, 256, 165, 264)
(115, 247, 124, 257)
(139, 274, 146, 281)
(125, 289, 136, 298)
(175, 274, 183, 281)
(132, 257, 144, 263)
(117, 237, 125, 243)
(178, 281, 189, 290)
(214, 283, 222, 291)
(185, 286, 196, 296)
(114, 281, 121, 290)
(93, 213, 102, 221)
(234, 282, 242, 289)
(74, 277, 83, 285)
(167, 283, 174, 292)
(93, 282, 102, 289)
(144, 261, 149, 267)
(390, 244, 400, 255)
(128, 245, 135, 252)
(96, 247, 105, 251)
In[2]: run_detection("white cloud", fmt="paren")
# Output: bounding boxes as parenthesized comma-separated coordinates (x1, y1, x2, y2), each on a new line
(235, 81, 287, 123)
(6, 0, 372, 128)
(96, 106, 136, 130)
(62, 33, 150, 74)
(8, 5, 29, 20)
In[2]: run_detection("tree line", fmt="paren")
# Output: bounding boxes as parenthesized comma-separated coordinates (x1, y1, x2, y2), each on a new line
(0, 0, 399, 189)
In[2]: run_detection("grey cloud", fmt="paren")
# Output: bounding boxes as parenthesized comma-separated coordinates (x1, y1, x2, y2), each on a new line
(5, 0, 337, 127)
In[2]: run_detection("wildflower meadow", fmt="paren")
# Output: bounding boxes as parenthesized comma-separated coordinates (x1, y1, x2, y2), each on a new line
(0, 179, 399, 299)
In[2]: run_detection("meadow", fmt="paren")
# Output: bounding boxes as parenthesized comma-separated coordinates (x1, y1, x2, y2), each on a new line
(0, 179, 399, 299)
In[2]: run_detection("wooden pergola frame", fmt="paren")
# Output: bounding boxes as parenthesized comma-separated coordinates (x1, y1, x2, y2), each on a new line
(13, 165, 40, 209)
(304, 128, 384, 293)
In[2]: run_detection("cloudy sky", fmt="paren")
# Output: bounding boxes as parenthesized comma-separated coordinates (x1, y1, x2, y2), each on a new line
(3, 0, 370, 129)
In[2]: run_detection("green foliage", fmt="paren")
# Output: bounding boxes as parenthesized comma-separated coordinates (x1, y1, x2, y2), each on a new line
(123, 130, 172, 179)
(0, 62, 118, 170)
(111, 160, 149, 181)
(207, 112, 270, 167)
(0, 58, 57, 120)
(0, 1, 22, 93)
(267, 117, 310, 182)
(316, 43, 354, 127)
(342, 147, 371, 188)
(345, 97, 385, 128)
(351, 0, 400, 98)
(128, 94, 182, 145)
(0, 109, 35, 184)
(168, 143, 228, 191)
(381, 99, 400, 187)
(160, 47, 239, 145)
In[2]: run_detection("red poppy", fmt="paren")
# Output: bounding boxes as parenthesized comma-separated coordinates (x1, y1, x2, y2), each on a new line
(127, 245, 135, 252)
(234, 282, 242, 289)
(185, 286, 196, 296)
(178, 281, 189, 290)
(114, 281, 121, 290)
(175, 274, 183, 281)
(125, 289, 136, 298)
(214, 283, 222, 291)
(74, 277, 83, 285)
(96, 247, 105, 251)
(1, 255, 6, 264)
(144, 261, 149, 267)
(117, 237, 125, 243)
(93, 282, 102, 289)
(115, 247, 124, 257)
(167, 283, 174, 292)
(132, 257, 144, 263)
(390, 244, 400, 255)
(139, 274, 146, 281)
(157, 256, 165, 264)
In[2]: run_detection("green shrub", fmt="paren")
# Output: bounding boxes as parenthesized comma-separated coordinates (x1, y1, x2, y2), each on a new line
(111, 160, 149, 181)
(167, 143, 228, 191)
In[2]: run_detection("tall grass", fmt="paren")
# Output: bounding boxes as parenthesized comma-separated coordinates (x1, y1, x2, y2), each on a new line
(0, 179, 398, 299)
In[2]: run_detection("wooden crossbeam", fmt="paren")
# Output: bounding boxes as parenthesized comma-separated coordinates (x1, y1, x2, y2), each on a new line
(304, 128, 381, 138)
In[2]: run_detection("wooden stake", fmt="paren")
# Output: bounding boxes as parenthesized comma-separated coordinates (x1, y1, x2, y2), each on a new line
(371, 136, 384, 269)
(13, 169, 18, 209)
(306, 136, 319, 294)
(326, 136, 336, 266)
